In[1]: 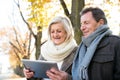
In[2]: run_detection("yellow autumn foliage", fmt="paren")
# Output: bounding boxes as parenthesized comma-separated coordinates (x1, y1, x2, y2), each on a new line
(26, 0, 52, 30)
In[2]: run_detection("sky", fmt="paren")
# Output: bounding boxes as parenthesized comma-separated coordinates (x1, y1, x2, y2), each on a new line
(0, 0, 29, 29)
(0, 0, 13, 28)
(0, 0, 28, 75)
(0, 1, 12, 74)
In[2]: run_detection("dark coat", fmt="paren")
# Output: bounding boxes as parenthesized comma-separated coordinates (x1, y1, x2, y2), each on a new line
(88, 35, 120, 80)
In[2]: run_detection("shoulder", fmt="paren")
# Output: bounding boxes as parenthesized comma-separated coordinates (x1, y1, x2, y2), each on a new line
(98, 35, 120, 48)
(102, 35, 120, 48)
(107, 35, 120, 44)
(65, 46, 78, 59)
(102, 35, 120, 43)
(108, 35, 120, 40)
(72, 46, 78, 53)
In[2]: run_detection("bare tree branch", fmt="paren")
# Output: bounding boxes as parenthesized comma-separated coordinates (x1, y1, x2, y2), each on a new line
(13, 45, 21, 62)
(13, 27, 26, 54)
(9, 41, 22, 54)
(14, 0, 36, 39)
(10, 42, 23, 63)
(59, 0, 70, 17)
(13, 0, 35, 58)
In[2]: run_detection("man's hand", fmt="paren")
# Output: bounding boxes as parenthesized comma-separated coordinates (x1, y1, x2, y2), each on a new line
(46, 68, 68, 80)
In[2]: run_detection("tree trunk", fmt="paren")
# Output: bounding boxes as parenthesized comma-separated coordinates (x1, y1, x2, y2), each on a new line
(35, 26, 42, 59)
(70, 0, 85, 44)
(60, 0, 85, 44)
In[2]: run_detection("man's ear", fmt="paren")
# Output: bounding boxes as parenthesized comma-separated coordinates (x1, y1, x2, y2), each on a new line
(99, 19, 104, 25)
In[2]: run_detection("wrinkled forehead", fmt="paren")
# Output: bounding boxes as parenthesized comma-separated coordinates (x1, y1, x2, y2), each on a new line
(81, 12, 94, 21)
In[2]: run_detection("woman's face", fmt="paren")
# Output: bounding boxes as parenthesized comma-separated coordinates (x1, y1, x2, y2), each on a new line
(50, 22, 67, 45)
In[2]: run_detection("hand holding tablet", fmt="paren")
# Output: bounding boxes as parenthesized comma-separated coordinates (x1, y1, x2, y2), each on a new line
(21, 59, 58, 78)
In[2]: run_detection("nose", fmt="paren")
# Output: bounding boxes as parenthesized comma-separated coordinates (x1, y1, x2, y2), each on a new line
(80, 24, 85, 31)
(53, 31, 58, 36)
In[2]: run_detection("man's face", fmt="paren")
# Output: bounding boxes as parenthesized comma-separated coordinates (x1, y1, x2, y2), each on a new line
(80, 12, 101, 38)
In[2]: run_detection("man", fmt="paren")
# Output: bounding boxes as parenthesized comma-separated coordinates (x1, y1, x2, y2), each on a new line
(72, 7, 120, 80)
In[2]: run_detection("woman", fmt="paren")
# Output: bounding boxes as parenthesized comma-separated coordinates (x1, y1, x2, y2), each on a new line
(23, 16, 77, 80)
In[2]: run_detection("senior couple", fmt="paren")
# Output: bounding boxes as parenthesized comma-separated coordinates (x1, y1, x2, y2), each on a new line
(24, 7, 120, 80)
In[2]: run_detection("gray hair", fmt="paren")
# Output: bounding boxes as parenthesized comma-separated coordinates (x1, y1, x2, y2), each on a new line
(48, 16, 74, 41)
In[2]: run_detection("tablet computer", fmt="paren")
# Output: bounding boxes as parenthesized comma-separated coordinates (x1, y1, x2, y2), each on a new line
(21, 59, 58, 78)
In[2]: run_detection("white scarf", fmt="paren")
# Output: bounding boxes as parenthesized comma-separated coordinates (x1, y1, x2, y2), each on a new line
(41, 38, 77, 62)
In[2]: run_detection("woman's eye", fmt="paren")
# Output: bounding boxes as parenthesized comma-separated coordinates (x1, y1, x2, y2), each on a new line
(57, 30, 61, 33)
(51, 31, 54, 33)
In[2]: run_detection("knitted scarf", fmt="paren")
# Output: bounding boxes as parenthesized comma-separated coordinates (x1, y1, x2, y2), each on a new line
(41, 38, 77, 62)
(72, 25, 112, 80)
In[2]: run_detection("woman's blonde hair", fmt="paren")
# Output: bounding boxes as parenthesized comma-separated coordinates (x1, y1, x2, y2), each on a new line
(48, 16, 74, 41)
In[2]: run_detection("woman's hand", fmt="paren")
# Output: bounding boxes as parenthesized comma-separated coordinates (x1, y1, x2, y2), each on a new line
(23, 68, 34, 78)
(46, 68, 68, 80)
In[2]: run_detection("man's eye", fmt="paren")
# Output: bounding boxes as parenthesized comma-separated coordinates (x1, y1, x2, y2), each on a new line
(85, 22, 89, 24)
(81, 22, 89, 25)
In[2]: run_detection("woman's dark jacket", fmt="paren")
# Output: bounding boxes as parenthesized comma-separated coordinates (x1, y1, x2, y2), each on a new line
(27, 47, 77, 80)
(88, 35, 120, 80)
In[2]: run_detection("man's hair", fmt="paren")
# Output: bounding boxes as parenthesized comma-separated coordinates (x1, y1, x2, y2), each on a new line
(80, 7, 107, 24)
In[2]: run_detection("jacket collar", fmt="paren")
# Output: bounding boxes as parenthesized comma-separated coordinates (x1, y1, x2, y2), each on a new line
(97, 36, 109, 49)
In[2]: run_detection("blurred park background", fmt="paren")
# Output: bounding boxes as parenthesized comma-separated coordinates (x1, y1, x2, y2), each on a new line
(0, 0, 120, 79)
